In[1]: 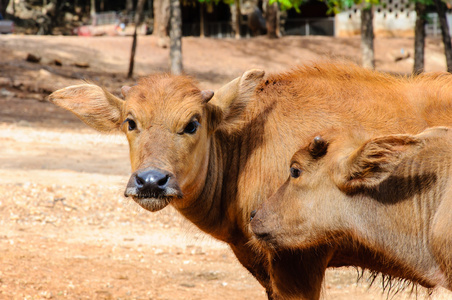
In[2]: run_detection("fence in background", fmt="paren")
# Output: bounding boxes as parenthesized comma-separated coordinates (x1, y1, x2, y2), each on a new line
(284, 18, 335, 36)
(425, 13, 452, 37)
(93, 10, 452, 38)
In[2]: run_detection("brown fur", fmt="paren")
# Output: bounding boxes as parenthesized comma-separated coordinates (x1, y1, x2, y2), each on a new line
(251, 127, 452, 298)
(49, 61, 452, 299)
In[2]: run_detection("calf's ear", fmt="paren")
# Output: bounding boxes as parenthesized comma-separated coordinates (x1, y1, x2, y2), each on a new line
(207, 69, 265, 134)
(336, 135, 422, 193)
(49, 84, 125, 132)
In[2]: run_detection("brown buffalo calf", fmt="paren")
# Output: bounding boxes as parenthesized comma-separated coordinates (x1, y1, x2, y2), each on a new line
(251, 126, 452, 297)
(49, 62, 452, 299)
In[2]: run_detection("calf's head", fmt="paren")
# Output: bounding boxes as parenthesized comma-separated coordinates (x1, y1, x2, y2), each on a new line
(250, 130, 425, 250)
(49, 70, 264, 212)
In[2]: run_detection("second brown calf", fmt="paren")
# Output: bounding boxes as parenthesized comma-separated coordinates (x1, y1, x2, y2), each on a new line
(251, 126, 452, 298)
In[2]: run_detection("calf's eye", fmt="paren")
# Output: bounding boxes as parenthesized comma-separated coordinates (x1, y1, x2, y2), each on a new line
(123, 118, 137, 131)
(183, 120, 199, 134)
(290, 167, 302, 178)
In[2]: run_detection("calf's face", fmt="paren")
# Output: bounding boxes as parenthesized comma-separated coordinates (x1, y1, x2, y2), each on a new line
(250, 131, 427, 250)
(121, 77, 213, 212)
(49, 70, 264, 212)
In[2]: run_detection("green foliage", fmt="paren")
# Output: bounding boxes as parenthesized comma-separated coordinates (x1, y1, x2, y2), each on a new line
(197, 0, 218, 3)
(408, 0, 433, 5)
(196, 0, 234, 4)
(264, 0, 438, 25)
(269, 0, 305, 12)
(323, 0, 380, 14)
(269, 0, 378, 14)
(241, 0, 436, 16)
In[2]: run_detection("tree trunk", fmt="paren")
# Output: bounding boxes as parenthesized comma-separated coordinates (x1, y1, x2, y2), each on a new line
(265, 0, 278, 39)
(128, 0, 146, 78)
(154, 0, 161, 34)
(169, 0, 182, 75)
(6, 0, 14, 15)
(148, 0, 153, 17)
(200, 2, 204, 38)
(434, 0, 452, 72)
(48, 0, 63, 32)
(126, 0, 134, 14)
(0, 0, 9, 17)
(154, 0, 170, 48)
(361, 5, 375, 69)
(90, 0, 96, 25)
(234, 0, 241, 39)
(413, 2, 426, 75)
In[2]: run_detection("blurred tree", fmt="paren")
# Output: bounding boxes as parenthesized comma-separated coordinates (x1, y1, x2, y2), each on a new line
(90, 0, 96, 24)
(5, 0, 13, 15)
(323, 0, 378, 69)
(126, 0, 134, 14)
(412, 0, 452, 74)
(128, 0, 146, 78)
(233, 0, 241, 38)
(433, 0, 452, 72)
(170, 0, 182, 74)
(154, 0, 170, 47)
(269, 0, 304, 38)
(197, 0, 240, 38)
(413, 0, 428, 74)
(0, 0, 8, 17)
(199, 0, 205, 37)
(360, 4, 374, 69)
(265, 0, 279, 38)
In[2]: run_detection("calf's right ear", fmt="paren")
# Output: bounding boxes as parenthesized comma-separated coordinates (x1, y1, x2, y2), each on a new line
(335, 134, 423, 193)
(49, 84, 125, 132)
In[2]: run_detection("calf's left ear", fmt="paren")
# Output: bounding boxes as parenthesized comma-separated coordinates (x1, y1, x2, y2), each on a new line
(336, 134, 422, 193)
(49, 84, 125, 132)
(206, 69, 265, 134)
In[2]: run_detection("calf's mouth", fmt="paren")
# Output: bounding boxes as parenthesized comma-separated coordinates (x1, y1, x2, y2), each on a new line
(124, 168, 183, 212)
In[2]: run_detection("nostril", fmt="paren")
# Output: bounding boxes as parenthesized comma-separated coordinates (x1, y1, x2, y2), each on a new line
(157, 174, 170, 188)
(135, 174, 145, 188)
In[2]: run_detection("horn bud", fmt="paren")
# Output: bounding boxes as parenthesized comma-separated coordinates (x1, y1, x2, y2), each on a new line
(309, 136, 328, 158)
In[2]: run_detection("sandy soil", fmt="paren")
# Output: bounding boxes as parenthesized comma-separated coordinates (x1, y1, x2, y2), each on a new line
(1, 34, 452, 299)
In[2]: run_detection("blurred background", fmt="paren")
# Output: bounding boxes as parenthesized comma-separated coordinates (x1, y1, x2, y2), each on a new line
(1, 0, 452, 299)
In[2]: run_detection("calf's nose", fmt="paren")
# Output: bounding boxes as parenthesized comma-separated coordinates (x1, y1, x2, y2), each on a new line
(249, 209, 277, 243)
(250, 217, 272, 241)
(136, 169, 170, 190)
(127, 168, 173, 197)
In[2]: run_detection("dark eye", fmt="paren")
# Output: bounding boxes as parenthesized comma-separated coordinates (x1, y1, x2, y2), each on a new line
(290, 167, 302, 178)
(183, 120, 199, 134)
(124, 118, 137, 131)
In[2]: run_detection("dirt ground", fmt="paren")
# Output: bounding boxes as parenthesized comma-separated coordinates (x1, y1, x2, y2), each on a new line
(1, 34, 452, 300)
